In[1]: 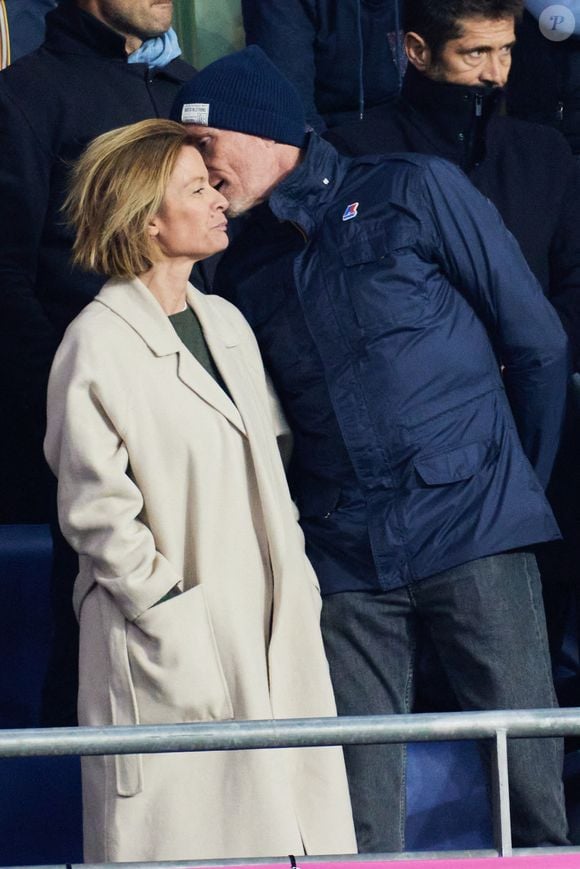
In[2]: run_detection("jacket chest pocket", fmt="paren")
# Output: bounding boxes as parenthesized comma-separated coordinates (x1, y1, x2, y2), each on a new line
(338, 223, 428, 331)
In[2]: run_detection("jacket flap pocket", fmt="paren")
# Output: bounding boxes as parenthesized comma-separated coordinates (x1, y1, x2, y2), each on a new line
(414, 440, 494, 486)
(296, 480, 341, 518)
(339, 220, 418, 266)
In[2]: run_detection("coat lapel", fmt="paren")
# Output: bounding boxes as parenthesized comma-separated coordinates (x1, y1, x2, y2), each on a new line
(95, 277, 246, 436)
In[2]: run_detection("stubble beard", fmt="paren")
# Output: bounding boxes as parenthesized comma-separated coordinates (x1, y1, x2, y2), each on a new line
(224, 194, 259, 219)
(226, 202, 251, 219)
(103, 5, 172, 41)
(223, 186, 266, 219)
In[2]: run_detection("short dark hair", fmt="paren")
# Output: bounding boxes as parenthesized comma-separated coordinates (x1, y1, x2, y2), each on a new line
(404, 0, 523, 60)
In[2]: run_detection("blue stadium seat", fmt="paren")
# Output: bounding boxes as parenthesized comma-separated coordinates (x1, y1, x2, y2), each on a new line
(4, 0, 57, 65)
(0, 524, 82, 865)
(407, 740, 492, 850)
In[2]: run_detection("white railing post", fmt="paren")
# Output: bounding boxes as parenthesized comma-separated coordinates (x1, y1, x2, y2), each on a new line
(490, 728, 512, 856)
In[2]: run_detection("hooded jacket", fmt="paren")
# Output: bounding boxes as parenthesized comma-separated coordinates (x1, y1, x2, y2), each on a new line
(215, 135, 568, 595)
(0, 0, 195, 520)
(327, 64, 580, 372)
(242, 0, 402, 130)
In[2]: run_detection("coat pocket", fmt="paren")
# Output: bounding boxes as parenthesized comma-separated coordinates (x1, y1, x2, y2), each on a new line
(126, 584, 234, 726)
(413, 439, 497, 486)
(339, 220, 417, 267)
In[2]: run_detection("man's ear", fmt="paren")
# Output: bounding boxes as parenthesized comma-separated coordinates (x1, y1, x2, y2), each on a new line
(404, 31, 432, 72)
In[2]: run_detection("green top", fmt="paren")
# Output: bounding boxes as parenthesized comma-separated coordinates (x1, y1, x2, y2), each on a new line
(169, 306, 230, 396)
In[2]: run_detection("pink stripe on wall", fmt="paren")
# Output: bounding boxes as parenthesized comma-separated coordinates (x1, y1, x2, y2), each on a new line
(203, 857, 580, 869)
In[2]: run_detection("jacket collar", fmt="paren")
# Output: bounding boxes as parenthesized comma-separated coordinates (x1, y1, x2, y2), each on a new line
(44, 0, 192, 82)
(268, 133, 351, 236)
(95, 276, 245, 435)
(401, 64, 503, 170)
(44, 1, 129, 59)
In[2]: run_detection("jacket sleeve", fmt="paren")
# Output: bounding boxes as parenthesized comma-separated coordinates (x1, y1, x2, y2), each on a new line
(0, 82, 62, 415)
(547, 142, 580, 373)
(419, 158, 569, 488)
(242, 0, 323, 131)
(44, 323, 183, 622)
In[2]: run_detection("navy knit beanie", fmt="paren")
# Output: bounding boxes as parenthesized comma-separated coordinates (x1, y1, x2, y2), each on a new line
(171, 46, 307, 147)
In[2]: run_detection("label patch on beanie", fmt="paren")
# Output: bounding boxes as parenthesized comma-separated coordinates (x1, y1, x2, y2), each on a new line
(181, 103, 210, 125)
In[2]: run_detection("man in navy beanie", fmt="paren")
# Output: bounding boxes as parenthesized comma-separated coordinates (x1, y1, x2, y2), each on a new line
(173, 46, 570, 852)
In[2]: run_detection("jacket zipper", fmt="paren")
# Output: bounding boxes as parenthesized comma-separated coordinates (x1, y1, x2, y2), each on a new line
(463, 92, 484, 170)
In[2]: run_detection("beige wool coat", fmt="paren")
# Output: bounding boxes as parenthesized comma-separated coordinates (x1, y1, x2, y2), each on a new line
(44, 277, 356, 863)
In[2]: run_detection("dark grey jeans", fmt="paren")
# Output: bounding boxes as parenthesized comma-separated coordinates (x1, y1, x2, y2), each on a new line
(321, 551, 569, 852)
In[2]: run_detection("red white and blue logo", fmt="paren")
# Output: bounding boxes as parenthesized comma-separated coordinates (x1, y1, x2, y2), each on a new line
(342, 201, 359, 221)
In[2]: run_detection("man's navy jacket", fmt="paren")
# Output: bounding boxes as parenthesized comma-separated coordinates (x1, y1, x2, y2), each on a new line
(215, 135, 568, 594)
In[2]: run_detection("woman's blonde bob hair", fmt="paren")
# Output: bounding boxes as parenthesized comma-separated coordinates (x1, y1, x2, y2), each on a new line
(64, 118, 195, 277)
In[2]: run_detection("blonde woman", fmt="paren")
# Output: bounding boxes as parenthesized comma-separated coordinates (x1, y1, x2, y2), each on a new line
(44, 119, 356, 863)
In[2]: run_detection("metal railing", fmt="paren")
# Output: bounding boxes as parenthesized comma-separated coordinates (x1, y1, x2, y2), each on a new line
(2, 707, 580, 867)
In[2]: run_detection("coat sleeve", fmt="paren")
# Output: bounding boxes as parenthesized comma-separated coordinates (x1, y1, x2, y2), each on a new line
(242, 0, 323, 131)
(419, 158, 569, 488)
(44, 321, 183, 622)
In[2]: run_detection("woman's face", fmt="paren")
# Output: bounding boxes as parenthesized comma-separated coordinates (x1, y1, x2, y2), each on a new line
(149, 145, 229, 263)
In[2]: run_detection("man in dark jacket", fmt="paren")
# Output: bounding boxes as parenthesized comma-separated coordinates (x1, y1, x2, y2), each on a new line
(0, 0, 195, 523)
(242, 0, 403, 130)
(172, 46, 569, 852)
(326, 0, 580, 669)
(0, 0, 195, 726)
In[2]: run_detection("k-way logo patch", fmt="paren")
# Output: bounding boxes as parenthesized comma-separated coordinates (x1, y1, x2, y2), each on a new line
(342, 202, 359, 221)
(181, 103, 210, 125)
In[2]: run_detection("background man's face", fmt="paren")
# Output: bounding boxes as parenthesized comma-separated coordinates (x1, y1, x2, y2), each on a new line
(184, 126, 279, 218)
(422, 15, 516, 87)
(80, 0, 173, 41)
